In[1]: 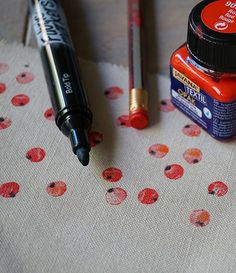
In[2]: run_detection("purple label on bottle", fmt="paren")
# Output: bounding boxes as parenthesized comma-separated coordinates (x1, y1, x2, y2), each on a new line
(170, 66, 236, 140)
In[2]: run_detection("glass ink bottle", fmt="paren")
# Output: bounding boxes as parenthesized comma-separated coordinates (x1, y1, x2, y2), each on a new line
(170, 0, 236, 140)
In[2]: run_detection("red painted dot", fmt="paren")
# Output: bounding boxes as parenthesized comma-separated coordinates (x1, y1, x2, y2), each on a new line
(183, 148, 202, 164)
(189, 209, 210, 227)
(11, 94, 30, 106)
(208, 181, 228, 197)
(0, 117, 12, 130)
(102, 167, 123, 182)
(47, 181, 67, 197)
(182, 124, 201, 137)
(117, 115, 131, 127)
(0, 182, 20, 198)
(26, 148, 46, 162)
(88, 131, 103, 147)
(0, 63, 9, 74)
(0, 82, 6, 94)
(44, 108, 55, 121)
(138, 188, 159, 204)
(148, 144, 169, 158)
(16, 72, 34, 84)
(104, 86, 123, 100)
(105, 187, 127, 205)
(159, 99, 176, 112)
(164, 164, 184, 180)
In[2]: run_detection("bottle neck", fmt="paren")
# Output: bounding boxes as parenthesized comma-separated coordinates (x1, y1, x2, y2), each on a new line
(186, 55, 236, 80)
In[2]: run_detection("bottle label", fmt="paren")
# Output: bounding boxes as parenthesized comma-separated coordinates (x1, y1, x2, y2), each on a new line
(32, 0, 73, 47)
(170, 67, 236, 140)
(201, 0, 236, 34)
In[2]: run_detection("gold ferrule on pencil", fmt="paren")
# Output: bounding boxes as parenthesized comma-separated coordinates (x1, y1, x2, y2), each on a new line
(129, 88, 148, 112)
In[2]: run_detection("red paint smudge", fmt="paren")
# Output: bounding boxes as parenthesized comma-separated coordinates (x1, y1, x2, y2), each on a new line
(148, 144, 169, 158)
(164, 164, 184, 180)
(26, 148, 46, 162)
(104, 86, 123, 100)
(190, 209, 210, 227)
(44, 108, 55, 121)
(0, 82, 6, 94)
(208, 181, 228, 197)
(117, 115, 131, 127)
(102, 167, 123, 183)
(0, 182, 20, 198)
(0, 117, 12, 130)
(11, 94, 30, 106)
(47, 181, 67, 197)
(88, 131, 103, 147)
(138, 188, 159, 204)
(0, 63, 9, 74)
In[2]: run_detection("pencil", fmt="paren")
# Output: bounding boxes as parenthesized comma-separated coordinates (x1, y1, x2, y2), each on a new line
(128, 0, 148, 129)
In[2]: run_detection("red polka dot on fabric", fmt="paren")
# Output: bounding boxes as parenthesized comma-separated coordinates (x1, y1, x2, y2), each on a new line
(148, 144, 169, 158)
(104, 86, 124, 100)
(11, 94, 30, 106)
(0, 63, 9, 74)
(164, 164, 184, 180)
(105, 187, 127, 205)
(183, 148, 202, 164)
(0, 82, 6, 94)
(117, 115, 131, 127)
(88, 131, 103, 147)
(138, 188, 159, 204)
(102, 167, 123, 182)
(159, 99, 176, 112)
(44, 108, 55, 121)
(182, 124, 201, 137)
(47, 181, 67, 197)
(208, 181, 228, 197)
(0, 117, 12, 130)
(16, 72, 34, 84)
(0, 182, 20, 198)
(189, 209, 210, 227)
(26, 148, 46, 162)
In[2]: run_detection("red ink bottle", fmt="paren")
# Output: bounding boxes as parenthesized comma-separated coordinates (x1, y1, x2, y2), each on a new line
(170, 0, 236, 140)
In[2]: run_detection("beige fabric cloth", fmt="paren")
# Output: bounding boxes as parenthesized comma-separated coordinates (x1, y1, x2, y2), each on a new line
(0, 43, 236, 273)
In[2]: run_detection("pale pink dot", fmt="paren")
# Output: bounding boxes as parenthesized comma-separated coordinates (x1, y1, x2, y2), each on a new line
(0, 117, 12, 130)
(148, 144, 169, 158)
(164, 164, 184, 180)
(16, 72, 34, 84)
(189, 209, 210, 227)
(88, 131, 103, 147)
(138, 188, 158, 204)
(208, 181, 228, 197)
(26, 148, 46, 162)
(44, 108, 55, 121)
(105, 188, 127, 205)
(47, 181, 67, 197)
(104, 86, 123, 100)
(11, 94, 30, 106)
(182, 124, 201, 137)
(0, 182, 20, 198)
(159, 99, 176, 112)
(183, 148, 202, 164)
(0, 63, 9, 74)
(117, 115, 131, 127)
(0, 82, 6, 94)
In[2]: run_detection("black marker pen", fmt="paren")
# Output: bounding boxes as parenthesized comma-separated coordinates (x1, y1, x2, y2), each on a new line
(30, 0, 93, 166)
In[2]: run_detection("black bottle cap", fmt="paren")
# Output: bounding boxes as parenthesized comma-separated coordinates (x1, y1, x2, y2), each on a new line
(187, 0, 236, 72)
